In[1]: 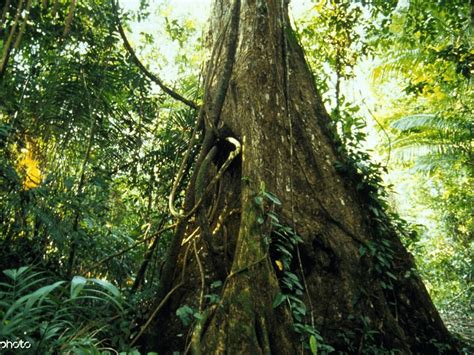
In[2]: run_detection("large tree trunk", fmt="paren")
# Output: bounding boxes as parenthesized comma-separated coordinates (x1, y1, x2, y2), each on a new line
(141, 0, 457, 353)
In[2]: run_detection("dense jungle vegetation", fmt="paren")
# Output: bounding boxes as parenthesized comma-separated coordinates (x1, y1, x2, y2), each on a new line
(0, 0, 472, 353)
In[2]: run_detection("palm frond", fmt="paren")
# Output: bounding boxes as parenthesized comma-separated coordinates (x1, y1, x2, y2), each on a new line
(371, 48, 422, 81)
(391, 114, 470, 133)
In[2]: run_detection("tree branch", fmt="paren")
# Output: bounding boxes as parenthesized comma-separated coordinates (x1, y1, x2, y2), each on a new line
(113, 1, 198, 110)
(63, 0, 77, 37)
(0, 0, 24, 79)
(1, 0, 11, 25)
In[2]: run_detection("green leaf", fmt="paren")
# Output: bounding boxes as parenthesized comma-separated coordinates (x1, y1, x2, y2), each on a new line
(294, 303, 306, 316)
(16, 281, 65, 310)
(70, 276, 87, 299)
(272, 292, 287, 308)
(210, 280, 223, 289)
(385, 271, 398, 280)
(263, 191, 281, 205)
(285, 272, 300, 284)
(310, 335, 318, 355)
(176, 305, 194, 326)
(204, 293, 220, 304)
(4, 281, 65, 319)
(267, 212, 279, 223)
(193, 312, 202, 320)
(291, 234, 303, 244)
(90, 279, 120, 297)
(3, 266, 29, 281)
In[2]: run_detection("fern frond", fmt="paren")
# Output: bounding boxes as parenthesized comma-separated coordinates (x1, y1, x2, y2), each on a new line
(391, 114, 469, 133)
(409, 153, 462, 174)
(371, 48, 422, 81)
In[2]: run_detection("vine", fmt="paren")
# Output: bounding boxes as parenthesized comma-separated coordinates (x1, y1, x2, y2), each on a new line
(254, 185, 335, 354)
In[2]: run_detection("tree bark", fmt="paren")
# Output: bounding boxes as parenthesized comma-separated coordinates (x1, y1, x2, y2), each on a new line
(141, 0, 458, 353)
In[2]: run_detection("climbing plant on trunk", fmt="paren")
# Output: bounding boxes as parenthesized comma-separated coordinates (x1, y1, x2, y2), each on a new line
(137, 0, 458, 353)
